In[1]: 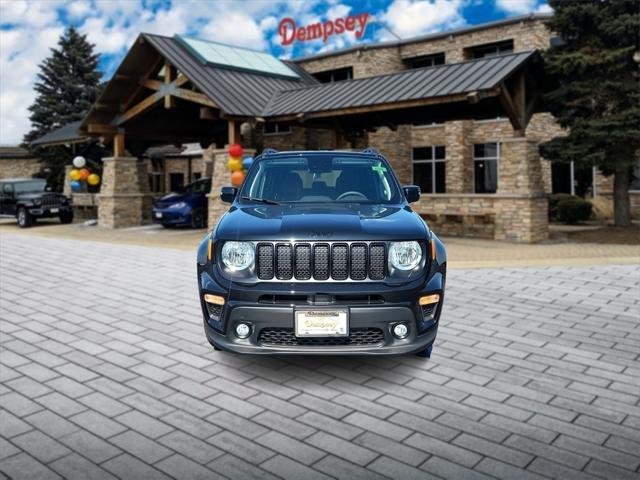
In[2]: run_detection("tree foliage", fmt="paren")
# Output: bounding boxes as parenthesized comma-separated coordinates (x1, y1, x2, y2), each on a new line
(23, 27, 102, 190)
(539, 0, 640, 225)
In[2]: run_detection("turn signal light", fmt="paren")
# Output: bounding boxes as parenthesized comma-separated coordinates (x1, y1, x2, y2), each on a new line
(204, 294, 225, 305)
(430, 240, 436, 260)
(208, 238, 214, 261)
(419, 294, 440, 306)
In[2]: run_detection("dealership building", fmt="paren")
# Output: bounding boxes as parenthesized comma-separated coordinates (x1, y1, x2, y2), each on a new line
(27, 13, 638, 241)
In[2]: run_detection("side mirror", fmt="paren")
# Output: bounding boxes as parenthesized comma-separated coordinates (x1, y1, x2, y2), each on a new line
(403, 185, 421, 203)
(220, 186, 238, 204)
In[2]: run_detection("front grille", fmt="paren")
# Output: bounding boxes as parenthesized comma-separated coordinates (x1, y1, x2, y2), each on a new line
(256, 242, 387, 281)
(421, 304, 436, 318)
(41, 195, 61, 209)
(258, 328, 384, 346)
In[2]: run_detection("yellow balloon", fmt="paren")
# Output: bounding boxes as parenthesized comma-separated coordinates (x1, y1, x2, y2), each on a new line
(69, 169, 81, 181)
(227, 157, 242, 172)
(87, 173, 100, 186)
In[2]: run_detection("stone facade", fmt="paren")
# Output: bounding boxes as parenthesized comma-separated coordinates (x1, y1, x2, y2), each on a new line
(97, 157, 153, 228)
(0, 157, 41, 179)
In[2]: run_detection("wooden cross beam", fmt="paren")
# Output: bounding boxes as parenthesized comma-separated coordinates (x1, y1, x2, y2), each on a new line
(498, 80, 525, 135)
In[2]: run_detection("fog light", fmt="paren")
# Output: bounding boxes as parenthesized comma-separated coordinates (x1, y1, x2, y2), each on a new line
(204, 294, 225, 305)
(393, 323, 409, 339)
(235, 323, 251, 339)
(419, 294, 440, 306)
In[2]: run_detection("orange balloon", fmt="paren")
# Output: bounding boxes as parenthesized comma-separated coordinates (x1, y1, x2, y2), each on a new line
(79, 168, 90, 180)
(231, 170, 245, 187)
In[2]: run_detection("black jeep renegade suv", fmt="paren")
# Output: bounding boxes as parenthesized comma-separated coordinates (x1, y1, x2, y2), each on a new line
(197, 149, 446, 357)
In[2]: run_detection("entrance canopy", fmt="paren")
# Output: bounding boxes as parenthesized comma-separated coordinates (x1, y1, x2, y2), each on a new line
(75, 33, 542, 154)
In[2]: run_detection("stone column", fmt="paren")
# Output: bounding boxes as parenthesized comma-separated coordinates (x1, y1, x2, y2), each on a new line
(97, 156, 152, 228)
(368, 125, 412, 185)
(207, 149, 256, 229)
(494, 138, 548, 242)
(444, 120, 473, 193)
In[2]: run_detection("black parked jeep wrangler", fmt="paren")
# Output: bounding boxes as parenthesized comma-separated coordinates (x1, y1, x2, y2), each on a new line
(0, 179, 73, 228)
(197, 149, 446, 357)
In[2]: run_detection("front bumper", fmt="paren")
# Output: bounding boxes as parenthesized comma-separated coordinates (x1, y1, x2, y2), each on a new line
(28, 205, 72, 218)
(152, 207, 191, 225)
(198, 268, 444, 355)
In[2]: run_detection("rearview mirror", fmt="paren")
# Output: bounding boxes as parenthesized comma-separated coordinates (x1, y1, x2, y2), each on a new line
(220, 186, 238, 204)
(403, 185, 421, 203)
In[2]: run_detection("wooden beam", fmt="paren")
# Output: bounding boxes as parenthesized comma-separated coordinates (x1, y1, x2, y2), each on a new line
(171, 88, 217, 108)
(116, 91, 163, 125)
(175, 74, 189, 88)
(498, 82, 524, 134)
(228, 120, 241, 145)
(199, 107, 219, 120)
(141, 78, 162, 90)
(113, 132, 125, 157)
(87, 124, 118, 135)
(164, 62, 176, 109)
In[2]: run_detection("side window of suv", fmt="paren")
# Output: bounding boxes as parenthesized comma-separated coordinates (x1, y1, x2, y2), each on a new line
(2, 183, 13, 194)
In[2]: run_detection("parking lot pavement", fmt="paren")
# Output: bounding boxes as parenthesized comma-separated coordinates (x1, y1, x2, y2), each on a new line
(1, 234, 639, 480)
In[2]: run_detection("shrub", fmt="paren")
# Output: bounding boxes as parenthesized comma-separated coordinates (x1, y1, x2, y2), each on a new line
(557, 198, 593, 224)
(548, 193, 576, 221)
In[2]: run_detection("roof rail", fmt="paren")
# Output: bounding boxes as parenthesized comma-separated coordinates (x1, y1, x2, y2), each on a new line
(261, 148, 278, 156)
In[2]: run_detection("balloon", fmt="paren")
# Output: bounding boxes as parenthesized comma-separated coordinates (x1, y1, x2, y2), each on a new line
(231, 170, 245, 186)
(242, 156, 254, 170)
(70, 180, 82, 192)
(79, 168, 90, 181)
(72, 156, 86, 168)
(69, 169, 81, 181)
(227, 157, 242, 172)
(87, 173, 100, 186)
(228, 143, 243, 158)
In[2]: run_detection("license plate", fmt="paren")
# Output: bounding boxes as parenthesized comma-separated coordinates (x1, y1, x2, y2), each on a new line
(50, 208, 58, 213)
(295, 309, 348, 337)
(155, 212, 162, 218)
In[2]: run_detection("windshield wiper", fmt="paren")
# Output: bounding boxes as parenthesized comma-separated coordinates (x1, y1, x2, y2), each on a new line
(241, 196, 280, 205)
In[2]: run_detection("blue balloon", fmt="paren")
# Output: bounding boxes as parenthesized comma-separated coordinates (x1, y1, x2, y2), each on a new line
(242, 156, 254, 170)
(70, 180, 82, 192)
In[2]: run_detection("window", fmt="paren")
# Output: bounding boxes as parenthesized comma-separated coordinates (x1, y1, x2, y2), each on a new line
(169, 173, 184, 192)
(474, 143, 499, 193)
(413, 146, 446, 194)
(264, 123, 292, 135)
(405, 53, 445, 69)
(313, 67, 353, 83)
(466, 40, 514, 59)
(193, 172, 202, 181)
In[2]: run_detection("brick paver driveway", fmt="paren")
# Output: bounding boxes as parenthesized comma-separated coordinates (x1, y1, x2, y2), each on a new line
(1, 234, 639, 480)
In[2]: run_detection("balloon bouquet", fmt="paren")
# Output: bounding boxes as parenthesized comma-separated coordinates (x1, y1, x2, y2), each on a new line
(227, 144, 254, 187)
(68, 156, 101, 192)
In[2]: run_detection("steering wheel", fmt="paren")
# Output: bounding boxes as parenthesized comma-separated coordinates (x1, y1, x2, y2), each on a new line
(336, 191, 368, 201)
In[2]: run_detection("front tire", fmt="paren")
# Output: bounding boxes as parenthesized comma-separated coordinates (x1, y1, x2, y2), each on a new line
(60, 211, 73, 224)
(191, 208, 206, 229)
(17, 207, 33, 228)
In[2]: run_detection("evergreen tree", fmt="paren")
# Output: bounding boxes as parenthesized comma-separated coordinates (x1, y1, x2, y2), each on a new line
(23, 27, 102, 190)
(539, 0, 640, 226)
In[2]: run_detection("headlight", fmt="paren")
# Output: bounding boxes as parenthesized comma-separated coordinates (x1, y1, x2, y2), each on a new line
(168, 202, 187, 209)
(389, 241, 422, 271)
(221, 241, 254, 271)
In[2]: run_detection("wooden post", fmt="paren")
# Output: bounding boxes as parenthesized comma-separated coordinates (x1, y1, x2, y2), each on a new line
(228, 120, 241, 145)
(113, 132, 125, 157)
(164, 62, 176, 109)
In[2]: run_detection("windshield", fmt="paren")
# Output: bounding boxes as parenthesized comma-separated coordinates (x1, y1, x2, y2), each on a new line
(240, 155, 402, 204)
(185, 178, 211, 194)
(13, 180, 47, 194)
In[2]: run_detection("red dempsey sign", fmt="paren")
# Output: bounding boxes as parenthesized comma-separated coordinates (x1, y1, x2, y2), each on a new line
(279, 13, 370, 46)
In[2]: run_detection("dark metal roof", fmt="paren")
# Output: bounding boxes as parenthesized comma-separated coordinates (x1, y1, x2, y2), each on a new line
(31, 121, 88, 147)
(0, 146, 31, 158)
(142, 34, 316, 117)
(294, 13, 552, 63)
(264, 51, 535, 117)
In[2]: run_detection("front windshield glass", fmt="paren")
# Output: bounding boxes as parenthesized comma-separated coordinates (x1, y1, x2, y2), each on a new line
(185, 179, 211, 194)
(13, 180, 47, 194)
(240, 155, 402, 204)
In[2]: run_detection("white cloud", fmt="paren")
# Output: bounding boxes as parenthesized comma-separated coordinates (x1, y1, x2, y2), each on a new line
(381, 0, 466, 39)
(495, 0, 542, 15)
(201, 12, 267, 49)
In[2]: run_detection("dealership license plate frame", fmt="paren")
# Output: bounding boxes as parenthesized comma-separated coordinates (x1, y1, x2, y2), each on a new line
(295, 308, 349, 337)
(155, 212, 162, 218)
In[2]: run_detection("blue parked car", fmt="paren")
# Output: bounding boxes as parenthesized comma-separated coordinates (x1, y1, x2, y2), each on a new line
(152, 177, 211, 228)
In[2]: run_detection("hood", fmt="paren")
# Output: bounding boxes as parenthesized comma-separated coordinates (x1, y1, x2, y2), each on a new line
(215, 204, 429, 242)
(154, 191, 199, 206)
(16, 192, 64, 200)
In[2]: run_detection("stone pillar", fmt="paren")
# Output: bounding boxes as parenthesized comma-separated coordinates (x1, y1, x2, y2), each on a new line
(494, 138, 548, 242)
(368, 125, 412, 185)
(444, 120, 473, 193)
(207, 149, 256, 229)
(63, 165, 72, 196)
(97, 156, 153, 228)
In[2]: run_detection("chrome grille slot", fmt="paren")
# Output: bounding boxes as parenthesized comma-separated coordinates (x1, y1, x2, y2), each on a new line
(41, 195, 61, 209)
(255, 242, 387, 282)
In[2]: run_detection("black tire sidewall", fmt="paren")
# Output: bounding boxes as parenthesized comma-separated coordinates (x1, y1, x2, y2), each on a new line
(17, 207, 31, 228)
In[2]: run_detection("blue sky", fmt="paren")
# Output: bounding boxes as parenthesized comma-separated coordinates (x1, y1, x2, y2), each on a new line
(0, 0, 551, 144)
